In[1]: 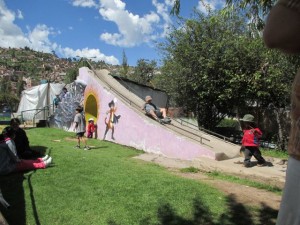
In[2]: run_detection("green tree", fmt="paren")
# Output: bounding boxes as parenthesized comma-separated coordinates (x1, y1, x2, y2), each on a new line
(132, 59, 157, 86)
(77, 58, 92, 70)
(0, 76, 19, 107)
(65, 68, 78, 84)
(172, 0, 276, 29)
(120, 50, 129, 77)
(158, 9, 298, 135)
(159, 11, 250, 130)
(16, 76, 26, 97)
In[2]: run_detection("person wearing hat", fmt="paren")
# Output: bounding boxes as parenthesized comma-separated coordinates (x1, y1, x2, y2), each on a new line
(143, 95, 170, 124)
(87, 118, 95, 138)
(240, 114, 266, 167)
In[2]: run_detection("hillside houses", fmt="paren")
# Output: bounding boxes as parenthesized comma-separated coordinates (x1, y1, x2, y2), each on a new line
(0, 47, 76, 90)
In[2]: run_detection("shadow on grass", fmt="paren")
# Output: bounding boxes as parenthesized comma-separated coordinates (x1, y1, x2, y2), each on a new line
(91, 145, 110, 150)
(26, 171, 41, 225)
(108, 195, 278, 225)
(1, 176, 278, 225)
(0, 143, 51, 225)
(0, 173, 26, 225)
(30, 146, 48, 156)
(0, 171, 45, 225)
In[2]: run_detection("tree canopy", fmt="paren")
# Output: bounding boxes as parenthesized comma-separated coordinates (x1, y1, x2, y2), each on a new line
(172, 0, 276, 30)
(157, 9, 299, 134)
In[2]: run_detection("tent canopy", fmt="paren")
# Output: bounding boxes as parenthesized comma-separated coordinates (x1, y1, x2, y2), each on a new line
(17, 83, 65, 121)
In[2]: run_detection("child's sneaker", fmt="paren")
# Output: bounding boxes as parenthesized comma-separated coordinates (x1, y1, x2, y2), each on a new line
(41, 155, 49, 161)
(74, 145, 80, 149)
(84, 146, 91, 150)
(44, 157, 52, 168)
(162, 118, 171, 123)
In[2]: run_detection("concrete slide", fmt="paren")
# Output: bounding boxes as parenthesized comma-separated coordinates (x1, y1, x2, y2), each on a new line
(78, 67, 240, 161)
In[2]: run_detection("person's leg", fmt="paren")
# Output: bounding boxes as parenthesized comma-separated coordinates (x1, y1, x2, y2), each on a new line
(77, 134, 81, 146)
(149, 110, 159, 120)
(82, 136, 87, 146)
(243, 147, 253, 167)
(15, 159, 46, 171)
(252, 147, 266, 165)
(160, 108, 167, 118)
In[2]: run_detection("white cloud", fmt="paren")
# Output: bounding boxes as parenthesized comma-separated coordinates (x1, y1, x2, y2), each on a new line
(0, 0, 30, 48)
(152, 0, 172, 37)
(59, 47, 119, 65)
(0, 0, 118, 65)
(27, 24, 53, 52)
(17, 9, 23, 19)
(164, 0, 175, 7)
(197, 0, 225, 14)
(71, 0, 98, 8)
(98, 0, 172, 47)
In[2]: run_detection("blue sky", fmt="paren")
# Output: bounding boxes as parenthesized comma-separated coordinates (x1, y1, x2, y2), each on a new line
(0, 0, 224, 66)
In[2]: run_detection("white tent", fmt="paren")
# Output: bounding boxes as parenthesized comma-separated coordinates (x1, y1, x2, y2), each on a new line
(17, 83, 65, 121)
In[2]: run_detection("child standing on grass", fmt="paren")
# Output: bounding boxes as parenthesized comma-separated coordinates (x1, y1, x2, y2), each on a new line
(240, 114, 266, 168)
(73, 106, 90, 150)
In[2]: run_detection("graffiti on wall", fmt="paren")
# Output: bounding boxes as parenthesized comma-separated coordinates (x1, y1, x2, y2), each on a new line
(103, 98, 121, 140)
(50, 81, 86, 130)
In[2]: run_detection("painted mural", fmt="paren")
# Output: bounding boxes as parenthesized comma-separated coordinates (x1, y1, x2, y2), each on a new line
(50, 81, 86, 130)
(103, 98, 121, 140)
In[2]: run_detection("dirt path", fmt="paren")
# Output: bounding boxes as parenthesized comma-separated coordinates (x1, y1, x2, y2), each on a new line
(134, 153, 287, 210)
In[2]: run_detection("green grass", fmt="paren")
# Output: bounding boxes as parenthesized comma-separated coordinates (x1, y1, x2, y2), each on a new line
(180, 167, 200, 173)
(0, 116, 10, 121)
(205, 171, 282, 194)
(0, 128, 279, 225)
(261, 148, 288, 160)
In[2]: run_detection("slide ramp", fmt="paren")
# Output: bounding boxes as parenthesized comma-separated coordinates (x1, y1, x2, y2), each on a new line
(79, 67, 240, 161)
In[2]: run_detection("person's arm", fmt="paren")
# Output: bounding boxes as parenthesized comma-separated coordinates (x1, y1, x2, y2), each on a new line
(141, 103, 146, 110)
(253, 128, 263, 138)
(73, 114, 79, 130)
(5, 140, 20, 163)
(263, 0, 300, 53)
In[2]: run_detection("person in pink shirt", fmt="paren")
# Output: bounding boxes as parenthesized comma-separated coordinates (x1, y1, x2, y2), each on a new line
(0, 127, 52, 175)
(240, 114, 266, 167)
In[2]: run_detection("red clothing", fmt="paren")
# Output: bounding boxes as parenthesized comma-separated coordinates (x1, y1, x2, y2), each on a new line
(242, 128, 262, 147)
(87, 123, 95, 133)
(87, 122, 95, 138)
(16, 158, 46, 171)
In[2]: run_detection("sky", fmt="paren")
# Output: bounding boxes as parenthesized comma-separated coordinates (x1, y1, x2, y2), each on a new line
(0, 0, 225, 66)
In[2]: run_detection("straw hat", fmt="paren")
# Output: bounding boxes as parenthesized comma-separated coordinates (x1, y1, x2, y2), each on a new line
(240, 114, 255, 122)
(88, 118, 94, 122)
(145, 95, 152, 102)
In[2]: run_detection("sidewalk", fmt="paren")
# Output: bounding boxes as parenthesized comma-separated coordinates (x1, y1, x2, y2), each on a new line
(134, 153, 287, 186)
